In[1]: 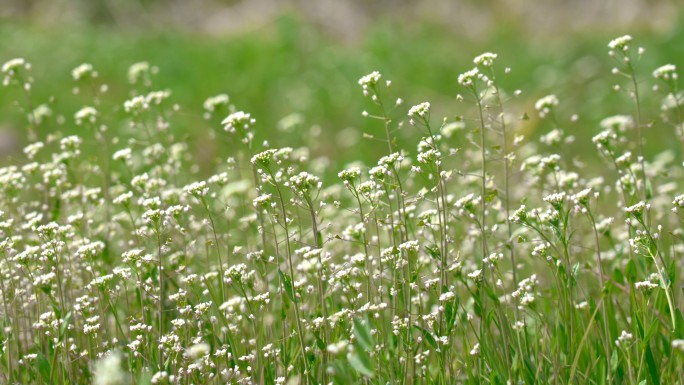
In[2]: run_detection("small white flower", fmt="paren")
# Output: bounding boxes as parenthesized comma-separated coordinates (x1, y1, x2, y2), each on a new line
(473, 52, 497, 67)
(72, 63, 96, 81)
(608, 35, 632, 51)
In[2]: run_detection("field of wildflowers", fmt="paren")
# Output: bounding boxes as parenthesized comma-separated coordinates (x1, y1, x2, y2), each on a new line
(1, 32, 684, 384)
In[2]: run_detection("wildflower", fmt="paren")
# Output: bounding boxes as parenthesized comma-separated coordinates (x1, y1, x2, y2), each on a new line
(31, 104, 52, 125)
(225, 263, 252, 284)
(634, 280, 659, 294)
(222, 111, 255, 142)
(203, 94, 230, 112)
(145, 90, 171, 106)
(358, 71, 381, 95)
(483, 252, 503, 267)
(600, 115, 633, 132)
(509, 205, 528, 224)
(512, 275, 539, 308)
(253, 193, 272, 208)
(72, 63, 96, 81)
(112, 148, 132, 162)
(150, 371, 169, 384)
(338, 167, 361, 184)
(251, 149, 277, 166)
(473, 52, 497, 67)
(184, 181, 209, 197)
(123, 95, 148, 114)
(1, 58, 27, 74)
(439, 291, 455, 302)
(128, 61, 155, 84)
(535, 94, 559, 118)
(417, 148, 441, 164)
(23, 141, 44, 160)
(92, 350, 126, 385)
(570, 188, 592, 206)
(455, 193, 481, 216)
(673, 340, 684, 352)
(289, 172, 321, 195)
(624, 201, 649, 221)
(615, 330, 633, 348)
(608, 35, 632, 51)
(458, 68, 480, 87)
(653, 64, 677, 81)
(408, 102, 430, 124)
(2, 58, 30, 86)
(185, 343, 210, 360)
(75, 106, 98, 125)
(543, 192, 566, 210)
(468, 269, 483, 282)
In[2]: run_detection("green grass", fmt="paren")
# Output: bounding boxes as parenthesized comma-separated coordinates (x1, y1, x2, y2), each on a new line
(1, 12, 684, 171)
(2, 10, 684, 385)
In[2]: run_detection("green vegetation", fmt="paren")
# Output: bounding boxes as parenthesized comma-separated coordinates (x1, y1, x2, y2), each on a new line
(2, 12, 684, 385)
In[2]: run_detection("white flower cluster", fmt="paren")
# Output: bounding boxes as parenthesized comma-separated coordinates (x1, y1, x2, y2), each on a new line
(358, 71, 382, 95)
(653, 64, 677, 81)
(2, 58, 31, 87)
(473, 52, 497, 68)
(534, 94, 559, 118)
(72, 63, 97, 81)
(203, 94, 230, 112)
(608, 35, 632, 51)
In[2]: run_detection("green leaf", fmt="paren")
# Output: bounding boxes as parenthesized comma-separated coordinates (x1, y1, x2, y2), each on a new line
(36, 353, 51, 383)
(353, 317, 374, 351)
(349, 351, 374, 378)
(412, 325, 437, 349)
(484, 188, 498, 203)
(279, 270, 298, 304)
(313, 332, 326, 351)
(625, 260, 637, 284)
(138, 370, 152, 385)
(610, 349, 618, 373)
(425, 245, 440, 260)
(60, 312, 72, 339)
(645, 343, 660, 385)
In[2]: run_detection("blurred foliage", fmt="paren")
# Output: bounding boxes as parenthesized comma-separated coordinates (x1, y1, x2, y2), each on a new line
(1, 10, 684, 173)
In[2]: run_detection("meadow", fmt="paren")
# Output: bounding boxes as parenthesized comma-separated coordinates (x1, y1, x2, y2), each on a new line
(1, 14, 684, 385)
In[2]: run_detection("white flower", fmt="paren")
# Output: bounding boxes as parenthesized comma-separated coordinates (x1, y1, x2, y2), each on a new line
(358, 71, 381, 87)
(23, 142, 44, 160)
(2, 58, 30, 86)
(673, 340, 684, 352)
(458, 68, 480, 87)
(1, 58, 26, 73)
(636, 279, 658, 291)
(184, 181, 209, 197)
(600, 115, 633, 132)
(72, 63, 96, 81)
(468, 269, 483, 281)
(473, 52, 497, 67)
(408, 102, 430, 120)
(185, 343, 210, 360)
(75, 106, 98, 125)
(439, 291, 455, 302)
(624, 201, 649, 217)
(93, 351, 126, 385)
(128, 61, 153, 84)
(535, 94, 559, 118)
(203, 94, 230, 112)
(608, 35, 632, 51)
(615, 330, 633, 348)
(653, 64, 677, 81)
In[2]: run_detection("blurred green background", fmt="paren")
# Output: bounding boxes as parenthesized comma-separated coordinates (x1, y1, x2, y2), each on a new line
(1, 0, 683, 172)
